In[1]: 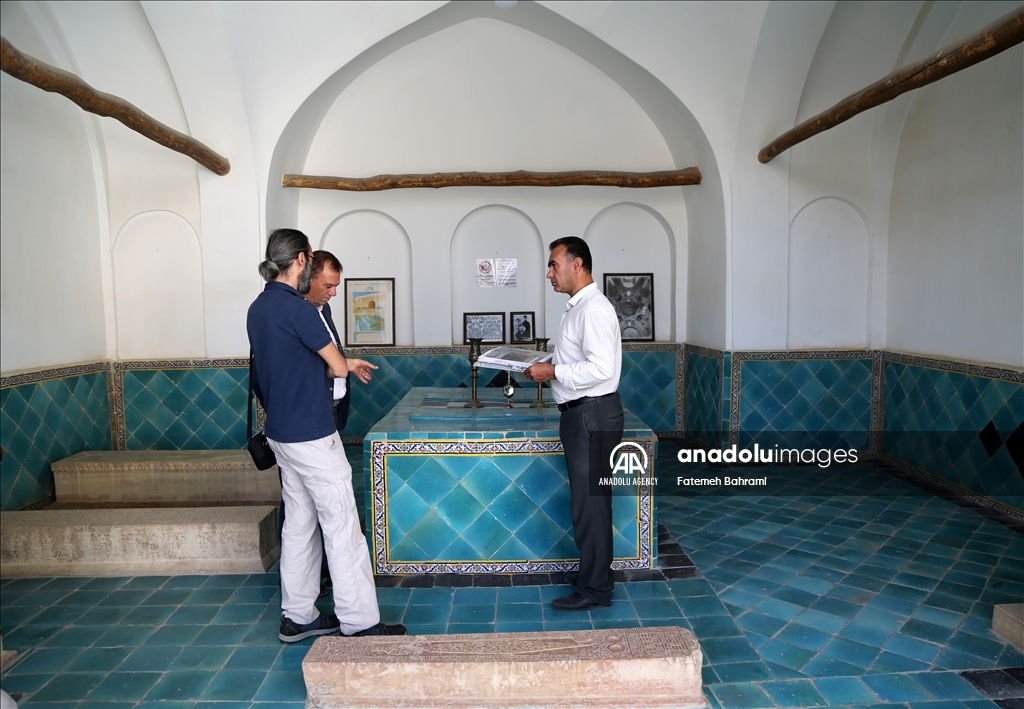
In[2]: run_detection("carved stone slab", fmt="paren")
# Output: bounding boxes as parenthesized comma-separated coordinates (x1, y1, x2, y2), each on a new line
(0, 507, 279, 577)
(303, 626, 706, 708)
(51, 450, 280, 505)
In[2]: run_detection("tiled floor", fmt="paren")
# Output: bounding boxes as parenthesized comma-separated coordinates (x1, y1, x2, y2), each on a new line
(2, 442, 1022, 708)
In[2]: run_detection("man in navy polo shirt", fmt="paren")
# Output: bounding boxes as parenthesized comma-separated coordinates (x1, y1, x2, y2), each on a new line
(247, 228, 406, 641)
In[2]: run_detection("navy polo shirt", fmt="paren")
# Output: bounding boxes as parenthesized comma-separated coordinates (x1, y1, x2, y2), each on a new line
(247, 281, 334, 443)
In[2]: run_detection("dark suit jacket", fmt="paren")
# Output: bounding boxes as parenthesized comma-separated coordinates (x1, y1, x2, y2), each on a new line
(321, 302, 352, 432)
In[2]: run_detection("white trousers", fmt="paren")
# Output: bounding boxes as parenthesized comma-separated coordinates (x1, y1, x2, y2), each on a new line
(268, 433, 379, 634)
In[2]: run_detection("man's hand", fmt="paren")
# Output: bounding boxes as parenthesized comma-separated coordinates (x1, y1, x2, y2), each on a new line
(524, 362, 556, 383)
(347, 358, 378, 384)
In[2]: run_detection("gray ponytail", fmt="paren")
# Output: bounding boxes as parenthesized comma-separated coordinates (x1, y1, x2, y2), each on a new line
(259, 229, 310, 283)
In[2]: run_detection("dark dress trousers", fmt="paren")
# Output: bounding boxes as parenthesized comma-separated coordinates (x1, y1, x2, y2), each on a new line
(321, 302, 352, 432)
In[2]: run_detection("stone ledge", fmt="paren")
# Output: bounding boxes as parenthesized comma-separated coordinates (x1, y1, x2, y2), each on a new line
(993, 603, 1024, 653)
(303, 626, 706, 708)
(0, 506, 279, 577)
(51, 450, 280, 505)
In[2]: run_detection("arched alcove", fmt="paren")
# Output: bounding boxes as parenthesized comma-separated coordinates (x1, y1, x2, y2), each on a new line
(268, 0, 725, 348)
(320, 210, 414, 347)
(112, 211, 205, 358)
(450, 206, 544, 344)
(788, 197, 869, 349)
(585, 203, 676, 342)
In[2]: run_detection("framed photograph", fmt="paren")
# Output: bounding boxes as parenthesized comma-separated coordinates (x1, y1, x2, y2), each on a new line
(509, 311, 535, 344)
(344, 278, 395, 347)
(603, 273, 654, 342)
(463, 312, 505, 344)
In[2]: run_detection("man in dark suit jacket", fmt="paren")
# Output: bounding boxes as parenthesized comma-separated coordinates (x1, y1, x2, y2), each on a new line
(306, 250, 366, 433)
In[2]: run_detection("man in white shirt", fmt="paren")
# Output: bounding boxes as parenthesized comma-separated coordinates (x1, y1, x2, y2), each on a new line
(525, 237, 623, 610)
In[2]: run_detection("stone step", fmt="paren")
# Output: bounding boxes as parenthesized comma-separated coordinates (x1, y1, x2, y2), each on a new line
(51, 450, 280, 506)
(303, 626, 706, 708)
(0, 506, 280, 577)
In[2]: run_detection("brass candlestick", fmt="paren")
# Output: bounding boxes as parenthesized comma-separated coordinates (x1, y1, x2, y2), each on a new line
(530, 338, 550, 408)
(465, 338, 485, 408)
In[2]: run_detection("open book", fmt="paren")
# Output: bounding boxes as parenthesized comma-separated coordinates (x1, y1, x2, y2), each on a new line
(475, 346, 553, 372)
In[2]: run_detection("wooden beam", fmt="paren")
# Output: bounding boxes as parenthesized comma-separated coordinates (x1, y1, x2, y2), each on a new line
(1, 36, 230, 176)
(758, 6, 1024, 164)
(282, 168, 702, 191)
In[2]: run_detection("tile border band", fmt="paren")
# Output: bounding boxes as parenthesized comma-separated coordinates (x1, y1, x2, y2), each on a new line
(879, 453, 1024, 523)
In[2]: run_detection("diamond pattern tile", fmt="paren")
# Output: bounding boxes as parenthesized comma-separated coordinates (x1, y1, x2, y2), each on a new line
(686, 349, 723, 445)
(884, 361, 1024, 506)
(619, 349, 677, 432)
(383, 452, 641, 564)
(122, 368, 248, 450)
(342, 355, 471, 437)
(739, 358, 872, 450)
(1, 372, 111, 510)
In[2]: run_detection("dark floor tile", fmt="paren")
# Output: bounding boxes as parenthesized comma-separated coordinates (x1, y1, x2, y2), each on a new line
(959, 669, 1024, 699)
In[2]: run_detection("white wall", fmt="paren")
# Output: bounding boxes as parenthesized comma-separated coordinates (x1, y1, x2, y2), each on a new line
(2, 1, 1021, 372)
(321, 211, 414, 346)
(0, 2, 107, 374)
(297, 14, 688, 347)
(887, 2, 1024, 369)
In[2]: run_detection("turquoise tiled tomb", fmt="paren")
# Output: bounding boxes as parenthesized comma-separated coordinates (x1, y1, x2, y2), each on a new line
(364, 387, 657, 574)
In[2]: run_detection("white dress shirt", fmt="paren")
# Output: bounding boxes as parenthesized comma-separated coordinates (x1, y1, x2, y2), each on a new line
(317, 305, 347, 400)
(550, 282, 622, 404)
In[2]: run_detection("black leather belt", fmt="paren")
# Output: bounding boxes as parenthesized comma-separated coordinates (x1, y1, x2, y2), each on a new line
(557, 393, 618, 413)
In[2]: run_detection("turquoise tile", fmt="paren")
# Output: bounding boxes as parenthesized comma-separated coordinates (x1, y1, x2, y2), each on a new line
(708, 682, 774, 708)
(201, 670, 264, 700)
(862, 673, 933, 702)
(64, 643, 130, 672)
(145, 670, 215, 700)
(702, 637, 760, 664)
(145, 625, 203, 646)
(25, 671, 106, 702)
(911, 671, 987, 700)
(119, 645, 181, 671)
(814, 676, 880, 705)
(870, 650, 931, 673)
(714, 662, 772, 683)
(3, 647, 82, 675)
(86, 671, 161, 701)
(800, 654, 864, 677)
(761, 679, 828, 707)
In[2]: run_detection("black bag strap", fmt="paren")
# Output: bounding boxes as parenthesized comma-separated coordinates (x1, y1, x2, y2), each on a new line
(247, 351, 255, 439)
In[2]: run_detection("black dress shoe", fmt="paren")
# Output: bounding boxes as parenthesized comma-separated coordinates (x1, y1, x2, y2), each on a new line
(551, 591, 610, 611)
(346, 622, 408, 637)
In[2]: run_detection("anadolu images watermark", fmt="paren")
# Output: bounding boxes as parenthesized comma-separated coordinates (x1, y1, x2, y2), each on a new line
(598, 442, 657, 488)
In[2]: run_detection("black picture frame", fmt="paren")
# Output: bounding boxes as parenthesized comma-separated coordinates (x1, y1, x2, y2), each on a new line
(463, 312, 505, 344)
(603, 273, 654, 342)
(509, 311, 535, 344)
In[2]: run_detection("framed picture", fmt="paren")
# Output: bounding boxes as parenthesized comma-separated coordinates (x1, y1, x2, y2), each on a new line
(603, 273, 654, 342)
(344, 278, 395, 347)
(510, 311, 535, 344)
(463, 312, 505, 344)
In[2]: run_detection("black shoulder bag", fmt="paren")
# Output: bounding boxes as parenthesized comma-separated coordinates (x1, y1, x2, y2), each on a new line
(247, 354, 277, 470)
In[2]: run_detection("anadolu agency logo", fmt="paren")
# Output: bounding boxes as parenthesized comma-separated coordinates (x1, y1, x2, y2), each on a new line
(599, 442, 657, 487)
